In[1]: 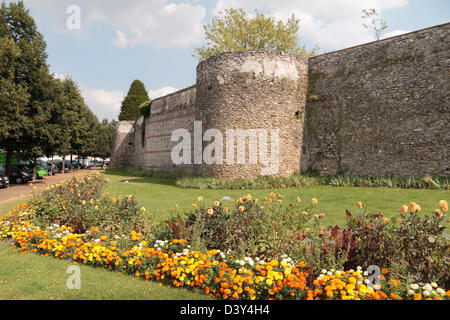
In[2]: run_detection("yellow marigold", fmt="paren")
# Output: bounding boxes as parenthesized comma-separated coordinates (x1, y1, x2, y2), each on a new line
(409, 202, 417, 212)
(214, 201, 220, 207)
(238, 206, 245, 213)
(207, 208, 214, 215)
(401, 205, 408, 213)
(312, 198, 318, 205)
(357, 201, 363, 209)
(197, 196, 203, 202)
(192, 203, 197, 208)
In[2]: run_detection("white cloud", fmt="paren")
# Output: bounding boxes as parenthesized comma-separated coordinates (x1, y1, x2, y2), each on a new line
(213, 0, 409, 50)
(19, 0, 206, 48)
(381, 29, 410, 39)
(148, 86, 179, 99)
(78, 85, 180, 121)
(81, 87, 124, 121)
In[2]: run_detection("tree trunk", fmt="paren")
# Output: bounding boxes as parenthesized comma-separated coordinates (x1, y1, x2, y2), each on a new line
(51, 155, 54, 176)
(32, 157, 37, 180)
(77, 155, 80, 170)
(70, 154, 73, 171)
(62, 156, 66, 174)
(5, 148, 12, 179)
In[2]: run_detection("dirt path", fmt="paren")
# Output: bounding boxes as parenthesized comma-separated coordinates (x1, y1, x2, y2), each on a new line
(0, 168, 101, 204)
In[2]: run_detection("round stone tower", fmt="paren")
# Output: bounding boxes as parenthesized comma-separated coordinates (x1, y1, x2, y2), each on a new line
(195, 50, 308, 179)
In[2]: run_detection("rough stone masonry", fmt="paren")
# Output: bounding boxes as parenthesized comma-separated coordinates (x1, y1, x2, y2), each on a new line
(110, 23, 449, 179)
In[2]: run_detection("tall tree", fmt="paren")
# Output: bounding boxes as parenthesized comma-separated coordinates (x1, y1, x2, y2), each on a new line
(0, 36, 30, 177)
(60, 78, 89, 171)
(193, 8, 318, 61)
(0, 1, 48, 178)
(118, 80, 150, 121)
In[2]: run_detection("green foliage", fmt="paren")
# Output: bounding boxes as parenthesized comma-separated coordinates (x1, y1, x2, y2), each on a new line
(139, 100, 151, 118)
(176, 172, 318, 190)
(176, 172, 450, 190)
(193, 8, 318, 61)
(28, 173, 148, 237)
(119, 80, 150, 121)
(346, 206, 449, 285)
(159, 195, 449, 283)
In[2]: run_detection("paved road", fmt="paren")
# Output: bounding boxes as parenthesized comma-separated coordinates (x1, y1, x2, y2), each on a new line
(0, 168, 101, 204)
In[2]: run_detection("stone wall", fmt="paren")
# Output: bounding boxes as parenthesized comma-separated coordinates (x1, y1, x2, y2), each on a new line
(110, 121, 135, 167)
(196, 50, 308, 179)
(137, 86, 198, 175)
(111, 23, 449, 179)
(302, 22, 449, 177)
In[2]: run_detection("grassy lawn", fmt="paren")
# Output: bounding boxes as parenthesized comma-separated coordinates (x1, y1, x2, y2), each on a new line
(104, 169, 449, 227)
(0, 243, 210, 300)
(0, 168, 448, 300)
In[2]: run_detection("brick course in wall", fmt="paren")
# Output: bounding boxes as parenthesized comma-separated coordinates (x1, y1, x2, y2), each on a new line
(111, 23, 449, 179)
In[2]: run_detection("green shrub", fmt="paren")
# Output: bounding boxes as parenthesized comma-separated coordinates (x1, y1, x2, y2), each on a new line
(28, 172, 148, 238)
(346, 204, 449, 286)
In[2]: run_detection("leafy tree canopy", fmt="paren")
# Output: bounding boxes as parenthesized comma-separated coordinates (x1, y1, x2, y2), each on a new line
(118, 80, 150, 121)
(194, 8, 318, 61)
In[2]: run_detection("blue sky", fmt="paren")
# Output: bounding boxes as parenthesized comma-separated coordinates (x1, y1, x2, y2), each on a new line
(9, 0, 449, 121)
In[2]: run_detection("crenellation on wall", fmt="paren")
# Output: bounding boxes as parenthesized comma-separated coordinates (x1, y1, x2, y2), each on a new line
(111, 23, 449, 179)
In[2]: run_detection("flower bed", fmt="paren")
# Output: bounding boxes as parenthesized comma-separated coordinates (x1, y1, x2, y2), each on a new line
(0, 173, 449, 300)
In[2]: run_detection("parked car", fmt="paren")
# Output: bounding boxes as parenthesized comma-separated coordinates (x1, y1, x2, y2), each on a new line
(0, 165, 10, 188)
(64, 160, 79, 169)
(22, 163, 48, 179)
(10, 165, 32, 184)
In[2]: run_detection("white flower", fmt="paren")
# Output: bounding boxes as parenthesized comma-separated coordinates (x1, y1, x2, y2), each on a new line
(431, 282, 438, 288)
(423, 284, 432, 291)
(321, 269, 327, 274)
(407, 289, 415, 295)
(327, 271, 333, 276)
(436, 288, 445, 296)
(363, 271, 369, 276)
(423, 290, 430, 297)
(373, 284, 381, 290)
(364, 279, 371, 285)
(410, 284, 419, 290)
